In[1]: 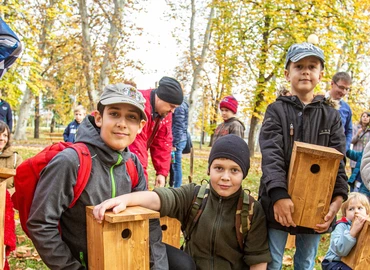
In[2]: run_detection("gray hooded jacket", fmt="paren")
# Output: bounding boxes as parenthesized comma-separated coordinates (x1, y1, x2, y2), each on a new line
(27, 115, 168, 269)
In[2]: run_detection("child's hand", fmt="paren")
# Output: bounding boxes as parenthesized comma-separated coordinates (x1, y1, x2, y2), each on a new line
(273, 198, 296, 227)
(93, 196, 130, 223)
(350, 213, 368, 238)
(315, 196, 343, 233)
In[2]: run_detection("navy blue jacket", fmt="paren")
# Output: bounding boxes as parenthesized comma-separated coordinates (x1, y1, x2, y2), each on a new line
(172, 101, 189, 145)
(0, 99, 12, 131)
(63, 120, 80, 143)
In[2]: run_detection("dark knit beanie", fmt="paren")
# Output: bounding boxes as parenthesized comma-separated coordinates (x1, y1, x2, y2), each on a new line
(208, 134, 250, 179)
(220, 95, 238, 114)
(156, 76, 183, 105)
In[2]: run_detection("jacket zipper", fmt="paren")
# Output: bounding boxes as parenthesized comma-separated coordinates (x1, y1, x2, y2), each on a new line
(290, 123, 294, 148)
(210, 197, 223, 270)
(110, 153, 123, 198)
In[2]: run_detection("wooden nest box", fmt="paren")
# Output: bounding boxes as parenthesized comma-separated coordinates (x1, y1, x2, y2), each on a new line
(342, 218, 370, 270)
(288, 141, 343, 229)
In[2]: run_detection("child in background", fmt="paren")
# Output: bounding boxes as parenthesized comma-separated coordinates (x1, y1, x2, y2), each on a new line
(27, 84, 168, 269)
(63, 105, 86, 143)
(0, 120, 23, 189)
(93, 134, 271, 270)
(346, 149, 370, 198)
(322, 192, 370, 270)
(258, 42, 348, 269)
(212, 95, 245, 144)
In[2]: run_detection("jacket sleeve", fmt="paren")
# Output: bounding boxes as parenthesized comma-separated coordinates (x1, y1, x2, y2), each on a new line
(150, 114, 173, 177)
(361, 142, 370, 190)
(243, 201, 271, 266)
(345, 109, 353, 150)
(329, 113, 349, 201)
(229, 121, 245, 139)
(27, 151, 85, 270)
(259, 104, 291, 204)
(328, 223, 356, 257)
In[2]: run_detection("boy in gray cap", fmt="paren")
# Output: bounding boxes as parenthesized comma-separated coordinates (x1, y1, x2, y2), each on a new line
(129, 76, 183, 187)
(258, 42, 348, 269)
(27, 84, 168, 269)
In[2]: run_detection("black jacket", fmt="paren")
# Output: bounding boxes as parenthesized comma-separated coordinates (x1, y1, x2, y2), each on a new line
(258, 95, 348, 234)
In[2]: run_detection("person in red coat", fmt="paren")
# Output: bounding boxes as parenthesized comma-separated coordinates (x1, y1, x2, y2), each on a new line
(129, 76, 183, 187)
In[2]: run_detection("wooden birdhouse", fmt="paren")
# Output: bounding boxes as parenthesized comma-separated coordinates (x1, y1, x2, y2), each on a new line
(342, 219, 370, 270)
(288, 141, 343, 229)
(0, 168, 16, 270)
(86, 206, 159, 270)
(160, 216, 181, 248)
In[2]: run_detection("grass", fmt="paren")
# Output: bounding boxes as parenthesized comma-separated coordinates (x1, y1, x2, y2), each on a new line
(8, 137, 334, 269)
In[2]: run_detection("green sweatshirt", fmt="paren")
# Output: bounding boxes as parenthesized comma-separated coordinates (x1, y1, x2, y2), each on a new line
(154, 183, 271, 270)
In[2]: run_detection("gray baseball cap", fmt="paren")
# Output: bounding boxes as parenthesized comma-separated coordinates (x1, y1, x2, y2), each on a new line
(99, 83, 147, 121)
(285, 42, 325, 69)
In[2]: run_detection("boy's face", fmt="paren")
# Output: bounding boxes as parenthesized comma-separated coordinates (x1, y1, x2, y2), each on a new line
(284, 56, 323, 95)
(209, 158, 243, 197)
(94, 103, 146, 151)
(75, 111, 86, 124)
(220, 108, 235, 121)
(345, 199, 367, 221)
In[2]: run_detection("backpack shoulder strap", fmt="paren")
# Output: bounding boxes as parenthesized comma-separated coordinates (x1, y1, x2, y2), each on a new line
(181, 183, 210, 248)
(235, 189, 256, 250)
(13, 151, 17, 168)
(126, 158, 139, 190)
(68, 143, 92, 208)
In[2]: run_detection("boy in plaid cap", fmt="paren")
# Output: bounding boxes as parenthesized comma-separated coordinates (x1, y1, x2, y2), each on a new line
(212, 95, 245, 144)
(258, 42, 348, 269)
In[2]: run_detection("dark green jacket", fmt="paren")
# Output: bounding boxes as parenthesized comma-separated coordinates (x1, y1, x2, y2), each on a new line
(154, 183, 271, 270)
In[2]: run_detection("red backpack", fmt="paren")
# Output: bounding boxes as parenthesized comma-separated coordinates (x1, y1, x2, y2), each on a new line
(12, 142, 138, 237)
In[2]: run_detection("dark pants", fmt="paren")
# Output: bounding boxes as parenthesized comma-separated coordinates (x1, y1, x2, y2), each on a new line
(321, 259, 352, 270)
(165, 244, 196, 270)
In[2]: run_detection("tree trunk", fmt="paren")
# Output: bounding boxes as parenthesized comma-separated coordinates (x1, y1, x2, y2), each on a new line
(50, 114, 55, 133)
(97, 0, 124, 93)
(78, 0, 96, 112)
(14, 86, 32, 140)
(248, 115, 259, 157)
(188, 1, 214, 127)
(34, 95, 40, 138)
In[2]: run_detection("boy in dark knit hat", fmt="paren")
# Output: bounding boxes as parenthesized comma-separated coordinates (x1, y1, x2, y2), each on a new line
(129, 76, 183, 187)
(212, 95, 245, 144)
(94, 134, 271, 270)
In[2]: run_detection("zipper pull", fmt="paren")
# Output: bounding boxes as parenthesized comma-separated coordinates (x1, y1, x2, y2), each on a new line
(290, 123, 294, 136)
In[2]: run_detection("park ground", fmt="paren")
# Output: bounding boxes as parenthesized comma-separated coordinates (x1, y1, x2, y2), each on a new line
(8, 134, 338, 269)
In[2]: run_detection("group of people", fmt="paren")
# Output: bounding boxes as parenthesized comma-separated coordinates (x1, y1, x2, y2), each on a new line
(2, 20, 369, 270)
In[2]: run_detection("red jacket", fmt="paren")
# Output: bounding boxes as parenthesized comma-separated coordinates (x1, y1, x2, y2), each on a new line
(129, 89, 173, 179)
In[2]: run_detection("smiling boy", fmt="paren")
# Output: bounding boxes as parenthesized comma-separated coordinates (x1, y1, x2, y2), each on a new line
(93, 134, 271, 270)
(258, 42, 348, 269)
(27, 84, 168, 269)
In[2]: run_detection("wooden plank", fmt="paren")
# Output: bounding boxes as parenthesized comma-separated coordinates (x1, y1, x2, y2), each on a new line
(0, 181, 6, 270)
(0, 169, 15, 181)
(342, 219, 370, 270)
(160, 216, 181, 248)
(87, 206, 159, 270)
(288, 141, 343, 229)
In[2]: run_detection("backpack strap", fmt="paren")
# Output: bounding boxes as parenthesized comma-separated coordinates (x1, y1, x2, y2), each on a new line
(126, 158, 139, 190)
(235, 189, 256, 250)
(68, 143, 92, 208)
(181, 183, 210, 249)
